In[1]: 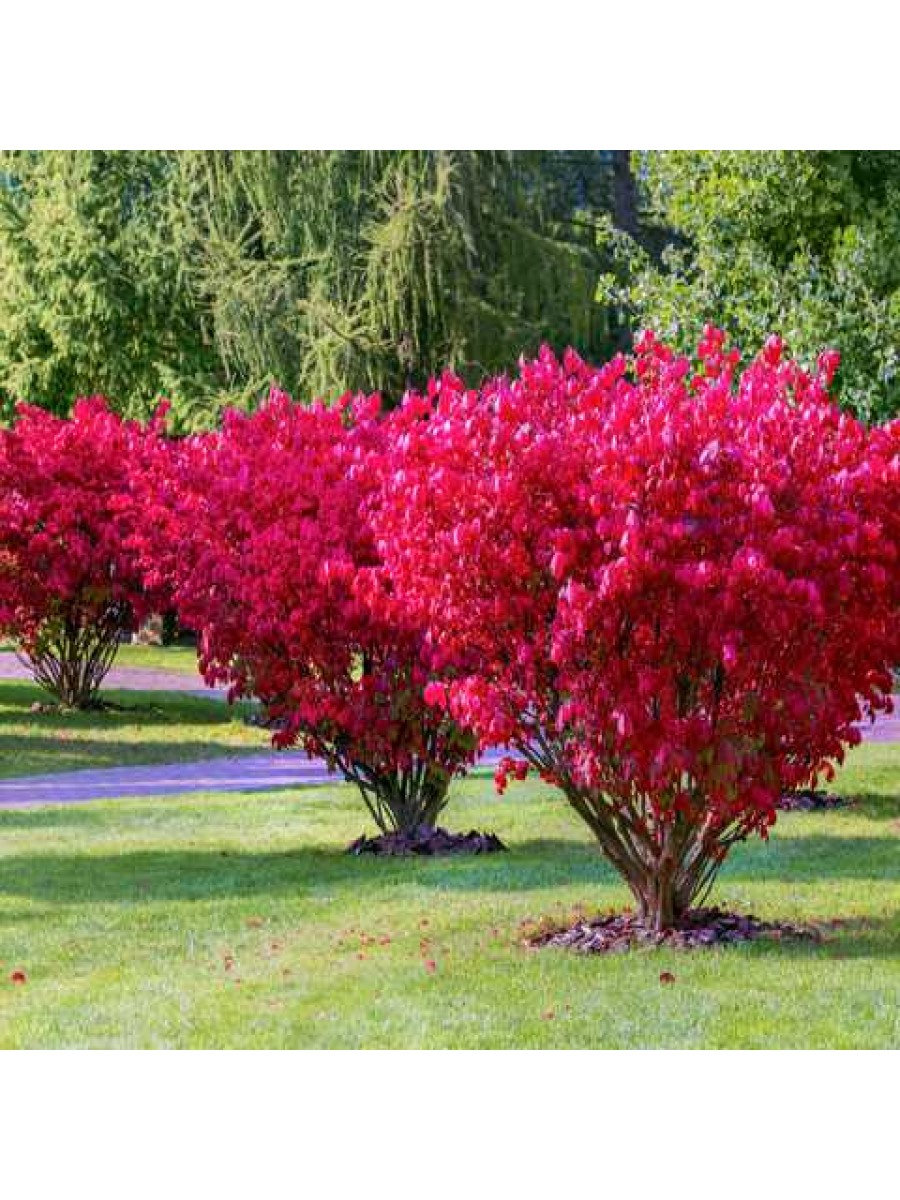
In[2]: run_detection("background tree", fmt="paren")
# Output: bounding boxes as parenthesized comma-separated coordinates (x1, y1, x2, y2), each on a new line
(0, 151, 616, 429)
(0, 151, 214, 420)
(169, 150, 614, 426)
(600, 151, 900, 421)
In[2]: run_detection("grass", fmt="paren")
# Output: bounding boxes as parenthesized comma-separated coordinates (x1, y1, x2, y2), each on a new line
(0, 741, 897, 1048)
(1, 638, 202, 676)
(0, 680, 268, 778)
(112, 642, 202, 675)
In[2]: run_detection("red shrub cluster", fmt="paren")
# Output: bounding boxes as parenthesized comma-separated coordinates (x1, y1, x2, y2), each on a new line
(136, 391, 476, 835)
(372, 330, 900, 927)
(4, 332, 899, 927)
(0, 398, 168, 707)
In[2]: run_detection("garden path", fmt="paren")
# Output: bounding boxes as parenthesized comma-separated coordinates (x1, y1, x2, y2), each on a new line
(0, 650, 221, 699)
(0, 652, 896, 808)
(0, 749, 510, 808)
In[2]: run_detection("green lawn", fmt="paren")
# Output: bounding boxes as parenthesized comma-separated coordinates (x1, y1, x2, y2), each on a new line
(112, 642, 202, 675)
(0, 680, 267, 778)
(0, 742, 897, 1048)
(2, 638, 202, 676)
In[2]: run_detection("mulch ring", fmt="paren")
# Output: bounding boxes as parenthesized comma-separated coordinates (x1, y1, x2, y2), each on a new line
(526, 907, 821, 953)
(348, 825, 508, 857)
(777, 789, 854, 812)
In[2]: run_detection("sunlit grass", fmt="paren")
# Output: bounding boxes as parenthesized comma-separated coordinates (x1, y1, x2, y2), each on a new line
(112, 643, 201, 675)
(0, 742, 896, 1048)
(0, 680, 267, 778)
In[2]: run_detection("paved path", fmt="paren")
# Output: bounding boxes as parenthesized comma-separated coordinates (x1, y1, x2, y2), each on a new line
(0, 647, 896, 809)
(0, 752, 339, 808)
(0, 717, 895, 809)
(0, 650, 223, 701)
(858, 708, 900, 744)
(0, 749, 508, 809)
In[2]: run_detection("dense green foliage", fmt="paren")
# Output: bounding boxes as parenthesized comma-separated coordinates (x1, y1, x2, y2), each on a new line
(0, 152, 212, 420)
(6, 150, 900, 425)
(171, 150, 611, 426)
(601, 151, 900, 421)
(0, 151, 613, 428)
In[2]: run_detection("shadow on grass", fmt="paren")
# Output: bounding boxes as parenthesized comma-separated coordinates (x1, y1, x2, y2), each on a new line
(820, 791, 900, 823)
(0, 805, 111, 830)
(0, 846, 389, 904)
(0, 734, 256, 773)
(0, 828, 898, 906)
(727, 915, 900, 962)
(736, 833, 900, 883)
(0, 681, 262, 780)
(402, 832, 900, 891)
(0, 684, 247, 729)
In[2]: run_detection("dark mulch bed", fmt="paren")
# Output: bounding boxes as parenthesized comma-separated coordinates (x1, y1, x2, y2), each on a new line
(777, 789, 854, 812)
(348, 825, 507, 857)
(528, 907, 821, 953)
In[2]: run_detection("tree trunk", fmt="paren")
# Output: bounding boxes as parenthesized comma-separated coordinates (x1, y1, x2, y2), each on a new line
(631, 871, 692, 933)
(611, 151, 640, 240)
(345, 759, 452, 836)
(531, 753, 727, 932)
(21, 610, 127, 708)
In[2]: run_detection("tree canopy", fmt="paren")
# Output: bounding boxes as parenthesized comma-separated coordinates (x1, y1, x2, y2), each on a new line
(0, 151, 212, 421)
(601, 151, 900, 421)
(6, 150, 900, 425)
(0, 151, 614, 428)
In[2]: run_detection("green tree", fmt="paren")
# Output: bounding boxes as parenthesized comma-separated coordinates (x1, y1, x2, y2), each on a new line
(173, 150, 613, 427)
(600, 151, 900, 421)
(0, 151, 214, 419)
(0, 151, 616, 428)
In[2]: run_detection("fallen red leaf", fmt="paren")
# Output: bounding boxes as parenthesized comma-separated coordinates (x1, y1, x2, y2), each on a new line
(659, 971, 676, 985)
(9, 970, 26, 985)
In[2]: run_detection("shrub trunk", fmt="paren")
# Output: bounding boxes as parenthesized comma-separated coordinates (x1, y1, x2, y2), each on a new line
(559, 780, 732, 932)
(345, 759, 452, 835)
(21, 610, 128, 708)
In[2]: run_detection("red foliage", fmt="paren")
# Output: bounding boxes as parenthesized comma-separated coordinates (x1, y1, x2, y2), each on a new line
(0, 398, 168, 706)
(373, 330, 900, 927)
(138, 390, 475, 834)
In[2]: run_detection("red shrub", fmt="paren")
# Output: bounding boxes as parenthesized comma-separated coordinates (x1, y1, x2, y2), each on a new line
(373, 331, 900, 928)
(139, 391, 475, 835)
(0, 398, 167, 707)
